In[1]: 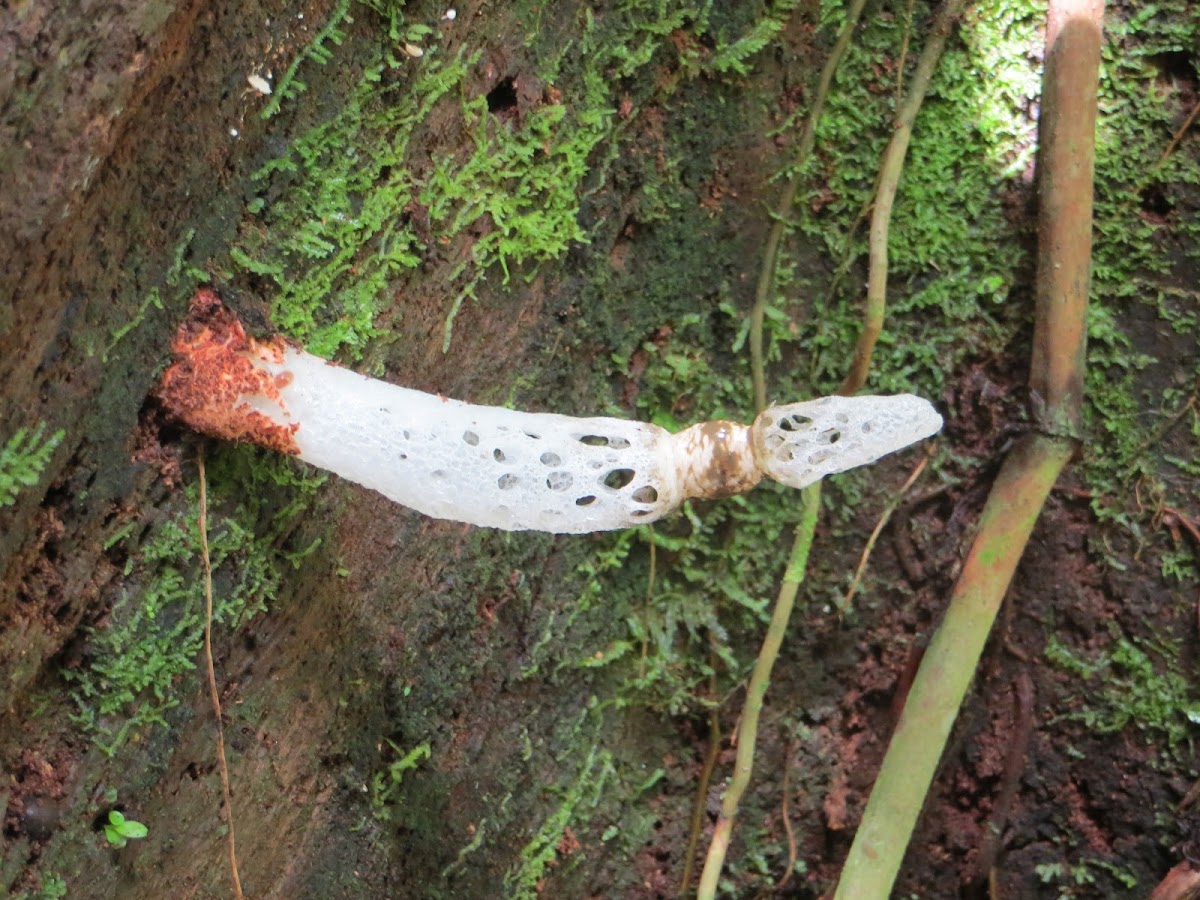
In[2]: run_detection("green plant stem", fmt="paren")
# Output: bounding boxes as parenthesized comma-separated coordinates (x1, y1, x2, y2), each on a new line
(834, 1, 1102, 893)
(697, 482, 820, 900)
(750, 0, 869, 413)
(1029, 0, 1103, 433)
(833, 435, 1073, 898)
(839, 0, 965, 396)
(679, 658, 721, 896)
(706, 0, 872, 892)
(701, 0, 867, 888)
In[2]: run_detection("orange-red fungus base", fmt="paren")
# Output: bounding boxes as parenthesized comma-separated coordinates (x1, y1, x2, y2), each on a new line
(156, 289, 301, 455)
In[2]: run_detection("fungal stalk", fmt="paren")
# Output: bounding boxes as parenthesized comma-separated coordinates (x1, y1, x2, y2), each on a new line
(158, 292, 943, 533)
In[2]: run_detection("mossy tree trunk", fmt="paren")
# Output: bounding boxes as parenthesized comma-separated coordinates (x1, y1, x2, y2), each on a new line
(1, 2, 789, 896)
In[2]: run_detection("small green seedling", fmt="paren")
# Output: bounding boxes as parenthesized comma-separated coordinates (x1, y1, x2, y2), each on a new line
(103, 810, 148, 848)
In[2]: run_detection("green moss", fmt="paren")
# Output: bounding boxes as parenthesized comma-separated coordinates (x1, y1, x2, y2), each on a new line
(1036, 857, 1139, 896)
(370, 739, 433, 821)
(427, 80, 614, 350)
(0, 422, 64, 508)
(504, 741, 614, 898)
(260, 0, 354, 120)
(1077, 0, 1200, 580)
(100, 227, 207, 362)
(11, 872, 67, 900)
(705, 0, 803, 76)
(775, 0, 1037, 396)
(67, 450, 324, 755)
(231, 32, 473, 358)
(1046, 629, 1200, 754)
(232, 0, 819, 358)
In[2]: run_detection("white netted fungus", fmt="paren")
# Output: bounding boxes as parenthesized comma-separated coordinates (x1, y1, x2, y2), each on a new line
(158, 291, 943, 533)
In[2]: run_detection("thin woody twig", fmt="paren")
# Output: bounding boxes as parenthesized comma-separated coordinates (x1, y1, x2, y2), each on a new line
(839, 0, 966, 397)
(750, 0, 871, 412)
(775, 741, 800, 895)
(1157, 97, 1200, 168)
(1162, 506, 1200, 548)
(969, 673, 1035, 890)
(199, 450, 245, 900)
(679, 659, 722, 897)
(895, 0, 918, 109)
(839, 452, 931, 615)
(708, 0, 956, 892)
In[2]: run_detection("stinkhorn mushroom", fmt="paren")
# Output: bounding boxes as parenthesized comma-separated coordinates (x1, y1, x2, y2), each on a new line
(158, 291, 943, 533)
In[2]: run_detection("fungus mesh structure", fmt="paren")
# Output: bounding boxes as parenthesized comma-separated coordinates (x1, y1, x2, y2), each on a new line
(751, 395, 944, 489)
(262, 349, 684, 532)
(240, 349, 942, 534)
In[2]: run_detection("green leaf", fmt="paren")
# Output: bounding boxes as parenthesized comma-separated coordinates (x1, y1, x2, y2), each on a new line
(120, 819, 149, 839)
(105, 809, 149, 846)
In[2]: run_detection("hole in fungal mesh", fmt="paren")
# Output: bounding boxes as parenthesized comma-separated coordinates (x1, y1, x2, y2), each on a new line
(821, 429, 842, 445)
(498, 473, 519, 490)
(861, 422, 873, 433)
(463, 430, 480, 445)
(576, 495, 597, 506)
(540, 451, 561, 466)
(546, 471, 574, 491)
(602, 469, 636, 490)
(809, 450, 833, 465)
(494, 448, 506, 462)
(778, 414, 814, 433)
(608, 436, 631, 450)
(579, 435, 608, 447)
(631, 485, 658, 504)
